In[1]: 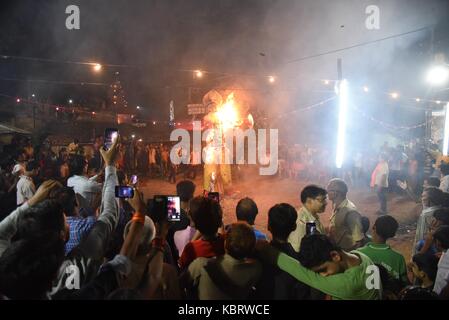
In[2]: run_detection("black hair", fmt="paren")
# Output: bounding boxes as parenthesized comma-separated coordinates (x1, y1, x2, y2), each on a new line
(225, 222, 256, 260)
(424, 186, 445, 207)
(440, 162, 449, 176)
(68, 154, 86, 176)
(412, 253, 439, 282)
(361, 216, 370, 234)
(190, 197, 222, 237)
(433, 225, 449, 249)
(176, 180, 196, 202)
(433, 207, 449, 225)
(15, 200, 66, 241)
(268, 203, 297, 240)
(426, 177, 441, 188)
(51, 187, 77, 217)
(298, 234, 340, 268)
(0, 235, 65, 299)
(25, 160, 39, 172)
(236, 197, 258, 225)
(374, 215, 399, 240)
(300, 185, 327, 204)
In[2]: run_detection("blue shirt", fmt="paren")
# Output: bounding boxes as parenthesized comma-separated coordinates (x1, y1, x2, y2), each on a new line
(225, 224, 268, 241)
(254, 228, 268, 241)
(65, 216, 96, 255)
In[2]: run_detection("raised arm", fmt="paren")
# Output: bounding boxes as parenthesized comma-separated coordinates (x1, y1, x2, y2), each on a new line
(76, 136, 120, 259)
(0, 180, 62, 257)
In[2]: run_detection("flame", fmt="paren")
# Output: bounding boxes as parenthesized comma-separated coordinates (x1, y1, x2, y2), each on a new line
(215, 93, 240, 131)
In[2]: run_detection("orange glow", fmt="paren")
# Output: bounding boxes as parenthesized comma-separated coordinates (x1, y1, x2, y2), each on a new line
(93, 63, 102, 72)
(214, 93, 240, 131)
(195, 70, 203, 78)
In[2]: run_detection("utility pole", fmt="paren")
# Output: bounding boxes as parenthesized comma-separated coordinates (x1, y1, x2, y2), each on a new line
(337, 58, 343, 81)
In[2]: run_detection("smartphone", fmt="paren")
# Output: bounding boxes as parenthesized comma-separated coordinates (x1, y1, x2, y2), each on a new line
(104, 128, 118, 150)
(130, 175, 138, 185)
(151, 195, 181, 222)
(208, 192, 220, 203)
(166, 196, 181, 222)
(203, 190, 220, 203)
(115, 186, 134, 198)
(306, 221, 317, 235)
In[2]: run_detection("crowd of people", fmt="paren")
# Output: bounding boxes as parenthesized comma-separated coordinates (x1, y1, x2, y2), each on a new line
(0, 134, 448, 300)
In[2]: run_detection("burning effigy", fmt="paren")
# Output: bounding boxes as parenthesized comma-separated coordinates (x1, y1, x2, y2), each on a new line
(202, 90, 254, 193)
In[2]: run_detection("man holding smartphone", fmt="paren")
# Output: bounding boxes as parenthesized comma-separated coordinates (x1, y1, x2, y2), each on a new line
(288, 185, 327, 252)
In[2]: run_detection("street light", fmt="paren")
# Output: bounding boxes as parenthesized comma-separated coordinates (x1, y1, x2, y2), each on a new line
(93, 63, 102, 72)
(268, 76, 276, 84)
(69, 99, 73, 104)
(195, 70, 203, 78)
(390, 92, 399, 99)
(136, 106, 141, 110)
(31, 94, 35, 98)
(426, 65, 449, 86)
(363, 86, 369, 93)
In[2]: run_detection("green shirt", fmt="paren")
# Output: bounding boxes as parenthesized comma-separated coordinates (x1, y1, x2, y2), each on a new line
(357, 242, 408, 285)
(276, 251, 380, 300)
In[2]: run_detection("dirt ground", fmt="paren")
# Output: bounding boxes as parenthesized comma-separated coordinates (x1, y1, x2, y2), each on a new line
(140, 172, 421, 263)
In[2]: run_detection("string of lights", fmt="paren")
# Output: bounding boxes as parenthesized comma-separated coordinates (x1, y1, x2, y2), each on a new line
(350, 103, 429, 130)
(319, 79, 449, 107)
(273, 96, 337, 120)
(0, 76, 109, 86)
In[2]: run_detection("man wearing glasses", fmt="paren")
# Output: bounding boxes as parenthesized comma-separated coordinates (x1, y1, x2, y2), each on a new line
(288, 185, 328, 252)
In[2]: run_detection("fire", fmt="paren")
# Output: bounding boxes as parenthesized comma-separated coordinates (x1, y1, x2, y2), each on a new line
(215, 93, 240, 131)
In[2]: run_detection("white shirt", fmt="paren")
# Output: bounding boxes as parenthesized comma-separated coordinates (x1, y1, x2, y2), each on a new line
(12, 163, 24, 175)
(67, 175, 102, 209)
(287, 206, 325, 252)
(174, 226, 197, 257)
(372, 161, 389, 188)
(16, 175, 35, 205)
(434, 250, 449, 295)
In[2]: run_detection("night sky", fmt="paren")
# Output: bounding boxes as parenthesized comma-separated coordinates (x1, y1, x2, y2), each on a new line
(1, 0, 448, 146)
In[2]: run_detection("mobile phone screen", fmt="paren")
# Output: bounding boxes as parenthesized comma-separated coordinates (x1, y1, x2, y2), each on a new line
(306, 222, 317, 235)
(208, 192, 220, 203)
(115, 186, 134, 198)
(130, 175, 138, 185)
(104, 128, 118, 150)
(167, 196, 181, 222)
